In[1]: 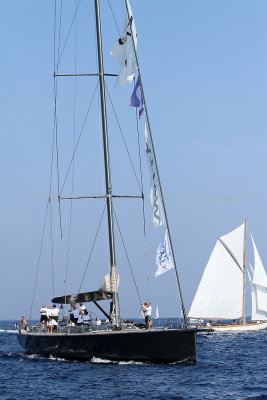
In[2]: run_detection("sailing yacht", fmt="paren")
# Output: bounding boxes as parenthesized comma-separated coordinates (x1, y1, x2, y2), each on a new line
(188, 220, 267, 331)
(17, 0, 197, 362)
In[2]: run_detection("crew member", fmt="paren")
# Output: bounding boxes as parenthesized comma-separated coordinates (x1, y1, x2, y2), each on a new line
(51, 304, 60, 322)
(142, 302, 152, 329)
(40, 304, 48, 327)
(47, 316, 58, 334)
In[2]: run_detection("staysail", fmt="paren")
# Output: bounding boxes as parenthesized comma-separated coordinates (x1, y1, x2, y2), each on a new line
(250, 235, 267, 320)
(188, 224, 244, 320)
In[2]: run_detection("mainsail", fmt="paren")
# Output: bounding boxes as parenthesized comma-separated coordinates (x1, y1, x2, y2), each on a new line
(188, 224, 244, 320)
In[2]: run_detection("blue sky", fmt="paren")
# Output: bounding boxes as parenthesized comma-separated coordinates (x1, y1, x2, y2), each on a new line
(1, 0, 267, 320)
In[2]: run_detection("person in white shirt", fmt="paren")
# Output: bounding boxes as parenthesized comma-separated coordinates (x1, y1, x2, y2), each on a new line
(77, 311, 84, 325)
(46, 305, 52, 319)
(95, 317, 102, 327)
(40, 304, 48, 327)
(142, 302, 152, 329)
(79, 303, 86, 313)
(82, 310, 91, 325)
(72, 306, 80, 324)
(47, 317, 58, 334)
(51, 305, 60, 322)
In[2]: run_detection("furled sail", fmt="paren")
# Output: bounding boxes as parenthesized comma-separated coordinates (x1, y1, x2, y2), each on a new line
(51, 270, 119, 304)
(51, 290, 111, 305)
(188, 225, 244, 320)
(100, 267, 120, 293)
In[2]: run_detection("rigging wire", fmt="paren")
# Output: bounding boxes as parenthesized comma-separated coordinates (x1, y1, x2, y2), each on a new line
(107, 0, 121, 37)
(60, 81, 99, 195)
(105, 82, 142, 194)
(49, 200, 55, 298)
(135, 105, 150, 302)
(78, 203, 107, 293)
(55, 0, 82, 72)
(29, 202, 49, 321)
(112, 205, 142, 305)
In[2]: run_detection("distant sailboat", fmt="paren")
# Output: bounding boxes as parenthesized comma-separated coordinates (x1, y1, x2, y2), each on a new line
(155, 306, 159, 319)
(188, 220, 267, 331)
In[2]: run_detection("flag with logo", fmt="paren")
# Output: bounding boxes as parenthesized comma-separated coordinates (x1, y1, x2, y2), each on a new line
(155, 230, 174, 277)
(111, 0, 137, 87)
(130, 75, 144, 118)
(145, 123, 165, 227)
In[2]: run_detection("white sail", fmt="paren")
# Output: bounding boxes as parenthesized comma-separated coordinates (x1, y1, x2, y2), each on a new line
(188, 237, 243, 320)
(251, 285, 267, 321)
(220, 223, 244, 269)
(155, 306, 159, 319)
(250, 233, 267, 288)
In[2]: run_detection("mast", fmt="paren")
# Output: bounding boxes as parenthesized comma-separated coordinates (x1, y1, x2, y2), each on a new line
(125, 1, 188, 327)
(242, 218, 247, 324)
(94, 0, 120, 328)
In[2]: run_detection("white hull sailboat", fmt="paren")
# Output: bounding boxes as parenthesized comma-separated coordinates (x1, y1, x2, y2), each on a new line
(188, 220, 267, 332)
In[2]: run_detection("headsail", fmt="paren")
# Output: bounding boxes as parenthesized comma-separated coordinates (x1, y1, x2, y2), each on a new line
(249, 235, 267, 320)
(188, 225, 244, 320)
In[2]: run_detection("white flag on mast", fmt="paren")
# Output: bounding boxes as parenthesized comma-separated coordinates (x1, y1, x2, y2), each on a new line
(145, 123, 165, 227)
(155, 230, 174, 277)
(111, 0, 137, 87)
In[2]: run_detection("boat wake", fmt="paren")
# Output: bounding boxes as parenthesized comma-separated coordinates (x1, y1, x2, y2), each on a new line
(0, 352, 67, 362)
(0, 329, 17, 334)
(90, 357, 145, 365)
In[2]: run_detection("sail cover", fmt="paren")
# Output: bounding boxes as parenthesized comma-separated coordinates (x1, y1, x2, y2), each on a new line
(188, 237, 243, 320)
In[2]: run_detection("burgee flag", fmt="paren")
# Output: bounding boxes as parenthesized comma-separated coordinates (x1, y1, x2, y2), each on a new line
(155, 230, 174, 277)
(111, 0, 137, 87)
(130, 75, 144, 118)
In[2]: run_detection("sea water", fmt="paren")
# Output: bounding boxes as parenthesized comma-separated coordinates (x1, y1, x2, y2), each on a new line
(0, 320, 266, 399)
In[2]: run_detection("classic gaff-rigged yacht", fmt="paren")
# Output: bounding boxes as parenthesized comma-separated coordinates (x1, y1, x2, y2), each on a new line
(17, 0, 197, 363)
(188, 220, 267, 332)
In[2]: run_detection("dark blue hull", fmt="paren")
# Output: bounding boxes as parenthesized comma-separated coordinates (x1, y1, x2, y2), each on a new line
(17, 328, 197, 364)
